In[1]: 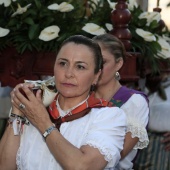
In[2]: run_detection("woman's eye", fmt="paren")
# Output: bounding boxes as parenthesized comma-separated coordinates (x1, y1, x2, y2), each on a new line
(59, 61, 66, 66)
(77, 65, 85, 70)
(103, 60, 106, 64)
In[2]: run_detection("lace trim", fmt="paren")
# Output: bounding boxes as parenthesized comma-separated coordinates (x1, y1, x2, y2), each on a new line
(16, 128, 29, 170)
(127, 119, 149, 149)
(83, 140, 113, 162)
(16, 147, 21, 170)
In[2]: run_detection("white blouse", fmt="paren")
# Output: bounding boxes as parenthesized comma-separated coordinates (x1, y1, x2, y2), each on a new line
(115, 94, 149, 170)
(16, 107, 126, 170)
(148, 85, 170, 132)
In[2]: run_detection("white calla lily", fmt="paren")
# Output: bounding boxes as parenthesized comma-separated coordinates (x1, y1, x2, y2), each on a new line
(157, 35, 170, 59)
(59, 2, 74, 12)
(139, 11, 161, 26)
(162, 34, 170, 43)
(105, 23, 113, 31)
(48, 2, 74, 12)
(136, 28, 156, 42)
(88, 0, 101, 12)
(82, 23, 106, 35)
(0, 27, 10, 37)
(128, 0, 138, 11)
(0, 0, 11, 7)
(11, 3, 31, 17)
(47, 4, 59, 10)
(107, 0, 116, 10)
(39, 25, 60, 41)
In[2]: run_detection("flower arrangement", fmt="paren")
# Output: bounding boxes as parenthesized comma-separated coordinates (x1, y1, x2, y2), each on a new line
(107, 0, 170, 74)
(0, 0, 111, 53)
(127, 1, 170, 74)
(0, 0, 170, 74)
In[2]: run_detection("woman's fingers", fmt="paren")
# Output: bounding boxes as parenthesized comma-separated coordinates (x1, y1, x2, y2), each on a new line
(35, 89, 43, 102)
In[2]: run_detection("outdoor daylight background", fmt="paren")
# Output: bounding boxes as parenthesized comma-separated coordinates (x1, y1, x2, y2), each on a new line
(148, 0, 170, 30)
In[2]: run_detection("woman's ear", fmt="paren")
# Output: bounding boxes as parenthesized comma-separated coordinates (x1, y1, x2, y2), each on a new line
(116, 58, 123, 71)
(93, 69, 101, 85)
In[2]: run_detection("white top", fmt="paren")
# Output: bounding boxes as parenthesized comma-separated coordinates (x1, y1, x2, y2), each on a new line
(115, 94, 149, 170)
(16, 107, 127, 170)
(148, 84, 170, 132)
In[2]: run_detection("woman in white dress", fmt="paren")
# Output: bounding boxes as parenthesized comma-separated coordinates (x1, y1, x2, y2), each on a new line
(0, 35, 127, 170)
(93, 33, 149, 170)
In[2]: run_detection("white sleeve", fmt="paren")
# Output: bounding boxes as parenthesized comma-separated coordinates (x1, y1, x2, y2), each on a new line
(148, 86, 170, 132)
(121, 94, 149, 149)
(81, 107, 127, 168)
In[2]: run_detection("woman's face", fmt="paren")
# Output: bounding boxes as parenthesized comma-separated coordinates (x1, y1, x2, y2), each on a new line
(54, 42, 100, 99)
(97, 43, 120, 86)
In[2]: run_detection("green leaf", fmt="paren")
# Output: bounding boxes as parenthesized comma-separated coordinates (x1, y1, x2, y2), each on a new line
(34, 0, 42, 9)
(24, 17, 35, 25)
(150, 20, 159, 29)
(7, 18, 18, 27)
(28, 24, 40, 40)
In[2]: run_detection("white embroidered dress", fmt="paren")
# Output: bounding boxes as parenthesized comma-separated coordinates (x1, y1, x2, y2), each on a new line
(115, 94, 149, 170)
(16, 106, 127, 170)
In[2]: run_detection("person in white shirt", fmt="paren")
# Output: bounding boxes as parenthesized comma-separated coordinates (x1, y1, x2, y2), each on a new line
(134, 75, 170, 170)
(93, 33, 149, 170)
(0, 35, 126, 170)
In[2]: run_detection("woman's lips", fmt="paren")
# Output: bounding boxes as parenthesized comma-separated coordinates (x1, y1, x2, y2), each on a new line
(62, 83, 76, 87)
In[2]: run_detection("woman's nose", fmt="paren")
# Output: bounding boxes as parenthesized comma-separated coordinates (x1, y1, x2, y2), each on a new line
(65, 67, 74, 78)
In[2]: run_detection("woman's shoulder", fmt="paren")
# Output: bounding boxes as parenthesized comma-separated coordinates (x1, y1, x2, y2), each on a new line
(125, 93, 148, 107)
(91, 107, 127, 122)
(112, 86, 148, 108)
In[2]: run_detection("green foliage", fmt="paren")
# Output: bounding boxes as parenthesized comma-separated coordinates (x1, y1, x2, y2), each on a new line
(128, 5, 170, 74)
(0, 0, 111, 53)
(0, 0, 170, 75)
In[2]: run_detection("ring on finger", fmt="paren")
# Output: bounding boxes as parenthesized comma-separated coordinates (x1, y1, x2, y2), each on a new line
(19, 103, 26, 109)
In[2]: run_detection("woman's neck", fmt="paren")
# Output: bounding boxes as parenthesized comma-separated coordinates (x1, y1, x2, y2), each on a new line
(58, 93, 89, 111)
(95, 80, 122, 101)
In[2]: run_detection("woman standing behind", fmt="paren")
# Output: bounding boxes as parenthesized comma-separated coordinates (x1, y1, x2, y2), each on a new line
(0, 35, 127, 170)
(93, 33, 149, 170)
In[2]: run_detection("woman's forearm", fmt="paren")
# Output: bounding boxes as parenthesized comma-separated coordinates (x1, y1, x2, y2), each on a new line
(0, 124, 20, 170)
(45, 129, 106, 170)
(121, 132, 139, 159)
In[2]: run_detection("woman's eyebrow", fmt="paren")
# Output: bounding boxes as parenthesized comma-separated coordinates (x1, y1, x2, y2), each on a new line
(75, 61, 88, 65)
(58, 58, 88, 65)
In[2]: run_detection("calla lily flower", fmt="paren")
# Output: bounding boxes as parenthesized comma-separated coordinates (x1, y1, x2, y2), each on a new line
(48, 2, 74, 12)
(47, 4, 59, 10)
(0, 0, 16, 7)
(0, 27, 10, 37)
(105, 23, 113, 31)
(82, 23, 106, 35)
(139, 11, 161, 26)
(157, 35, 170, 59)
(162, 34, 170, 43)
(107, 0, 116, 10)
(128, 0, 138, 11)
(39, 25, 60, 41)
(136, 28, 156, 42)
(11, 3, 31, 17)
(88, 0, 100, 12)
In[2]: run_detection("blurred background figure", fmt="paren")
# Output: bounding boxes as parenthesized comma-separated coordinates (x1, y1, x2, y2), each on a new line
(134, 74, 170, 170)
(0, 84, 12, 138)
